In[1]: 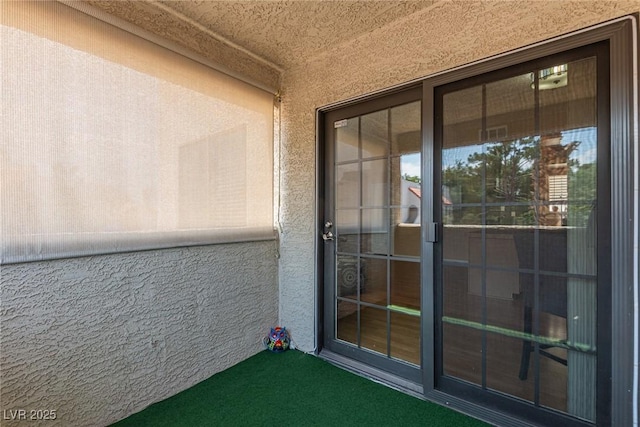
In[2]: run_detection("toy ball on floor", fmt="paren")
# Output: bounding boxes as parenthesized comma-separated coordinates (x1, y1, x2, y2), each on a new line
(264, 326, 290, 353)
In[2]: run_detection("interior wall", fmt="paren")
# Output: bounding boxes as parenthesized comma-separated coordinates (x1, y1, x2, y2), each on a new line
(0, 241, 278, 426)
(278, 0, 639, 353)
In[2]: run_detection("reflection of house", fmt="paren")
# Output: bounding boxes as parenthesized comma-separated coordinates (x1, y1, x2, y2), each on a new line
(538, 134, 576, 223)
(402, 180, 421, 223)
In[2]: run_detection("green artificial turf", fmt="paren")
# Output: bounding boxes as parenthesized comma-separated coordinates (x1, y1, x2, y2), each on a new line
(112, 350, 488, 426)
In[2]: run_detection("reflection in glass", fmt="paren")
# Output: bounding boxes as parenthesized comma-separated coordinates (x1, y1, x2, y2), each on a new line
(392, 208, 421, 257)
(486, 334, 535, 403)
(337, 300, 358, 345)
(390, 260, 420, 310)
(443, 86, 482, 149)
(361, 208, 388, 255)
(335, 117, 359, 162)
(443, 322, 482, 382)
(391, 101, 421, 155)
(362, 159, 388, 207)
(361, 110, 388, 159)
(336, 163, 359, 209)
(539, 346, 570, 412)
(360, 257, 387, 306)
(360, 306, 388, 356)
(333, 100, 422, 372)
(442, 265, 474, 320)
(336, 255, 361, 298)
(390, 312, 420, 365)
(336, 209, 358, 254)
(440, 56, 598, 421)
(482, 139, 538, 206)
(393, 153, 421, 209)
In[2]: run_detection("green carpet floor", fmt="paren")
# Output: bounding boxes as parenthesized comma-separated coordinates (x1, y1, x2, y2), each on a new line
(112, 350, 488, 426)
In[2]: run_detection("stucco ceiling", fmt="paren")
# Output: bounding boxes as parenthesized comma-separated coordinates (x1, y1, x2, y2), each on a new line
(86, 0, 438, 71)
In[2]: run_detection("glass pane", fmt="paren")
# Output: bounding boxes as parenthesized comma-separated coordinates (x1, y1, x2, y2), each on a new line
(360, 306, 388, 356)
(468, 232, 520, 299)
(392, 153, 421, 208)
(442, 143, 484, 206)
(336, 163, 359, 209)
(442, 225, 473, 263)
(362, 159, 387, 207)
(360, 257, 387, 306)
(539, 335, 569, 414)
(337, 300, 358, 345)
(443, 265, 480, 323)
(443, 86, 482, 149)
(336, 209, 358, 254)
(390, 312, 420, 365)
(443, 322, 482, 383)
(361, 110, 388, 159)
(540, 58, 596, 136)
(336, 255, 361, 298)
(486, 74, 536, 139)
(486, 334, 534, 403)
(391, 101, 421, 156)
(390, 260, 420, 310)
(482, 140, 538, 207)
(361, 208, 388, 255)
(391, 208, 420, 257)
(335, 117, 359, 163)
(514, 228, 568, 274)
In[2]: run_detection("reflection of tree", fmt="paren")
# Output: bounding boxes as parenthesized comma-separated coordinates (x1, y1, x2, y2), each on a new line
(568, 162, 596, 226)
(442, 137, 591, 226)
(443, 138, 537, 224)
(468, 137, 537, 204)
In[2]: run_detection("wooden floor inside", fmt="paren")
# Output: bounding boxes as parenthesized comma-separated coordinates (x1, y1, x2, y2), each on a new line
(336, 265, 569, 413)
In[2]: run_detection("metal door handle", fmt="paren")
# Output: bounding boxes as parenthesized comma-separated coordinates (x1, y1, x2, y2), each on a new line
(322, 220, 334, 241)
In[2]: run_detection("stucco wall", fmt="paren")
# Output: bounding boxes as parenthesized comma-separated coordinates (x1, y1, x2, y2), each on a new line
(278, 0, 640, 352)
(0, 241, 278, 426)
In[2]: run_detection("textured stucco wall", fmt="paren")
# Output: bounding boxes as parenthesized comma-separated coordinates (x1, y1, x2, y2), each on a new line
(278, 0, 640, 352)
(0, 241, 278, 426)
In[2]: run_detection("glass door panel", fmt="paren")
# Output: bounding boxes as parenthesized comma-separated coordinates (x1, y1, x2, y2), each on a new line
(440, 56, 598, 422)
(331, 98, 422, 369)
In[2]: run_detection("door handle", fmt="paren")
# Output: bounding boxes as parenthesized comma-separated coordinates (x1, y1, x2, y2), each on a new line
(322, 231, 334, 241)
(322, 220, 334, 241)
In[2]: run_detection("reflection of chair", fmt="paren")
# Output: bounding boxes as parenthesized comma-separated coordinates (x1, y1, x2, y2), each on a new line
(515, 229, 568, 380)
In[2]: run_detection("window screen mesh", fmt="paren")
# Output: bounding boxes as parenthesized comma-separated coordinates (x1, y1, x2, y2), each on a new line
(1, 1, 275, 263)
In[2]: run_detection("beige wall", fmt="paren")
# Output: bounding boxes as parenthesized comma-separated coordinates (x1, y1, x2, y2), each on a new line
(278, 1, 640, 351)
(1, 242, 278, 427)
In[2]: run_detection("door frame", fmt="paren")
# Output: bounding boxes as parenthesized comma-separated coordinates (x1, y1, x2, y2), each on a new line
(318, 85, 424, 384)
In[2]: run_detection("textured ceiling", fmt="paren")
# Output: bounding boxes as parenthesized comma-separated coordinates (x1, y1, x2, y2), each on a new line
(155, 0, 437, 70)
(86, 1, 438, 71)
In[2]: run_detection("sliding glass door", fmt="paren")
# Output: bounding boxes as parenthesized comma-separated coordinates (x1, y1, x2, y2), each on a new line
(321, 18, 634, 427)
(434, 43, 610, 425)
